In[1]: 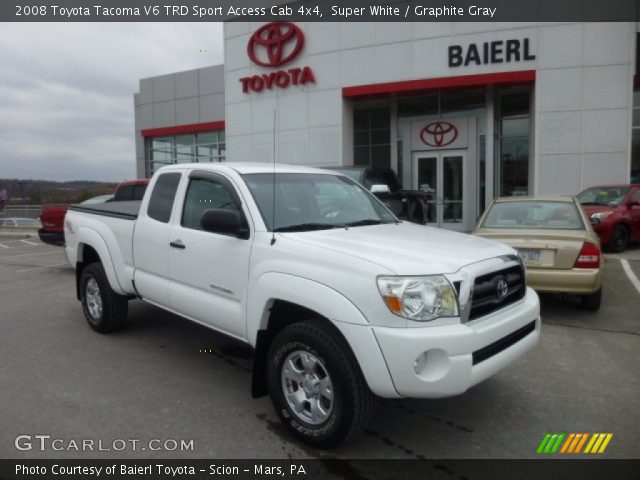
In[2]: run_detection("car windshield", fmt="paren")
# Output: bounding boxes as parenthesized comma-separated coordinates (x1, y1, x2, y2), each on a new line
(242, 173, 396, 232)
(577, 187, 630, 206)
(482, 201, 584, 230)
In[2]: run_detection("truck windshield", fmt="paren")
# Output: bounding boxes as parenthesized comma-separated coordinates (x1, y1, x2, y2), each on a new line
(243, 173, 397, 232)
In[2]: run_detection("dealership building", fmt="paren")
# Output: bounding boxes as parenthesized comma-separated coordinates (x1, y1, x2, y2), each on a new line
(134, 21, 639, 232)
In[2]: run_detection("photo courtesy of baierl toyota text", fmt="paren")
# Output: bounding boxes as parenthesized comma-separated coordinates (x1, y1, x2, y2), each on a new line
(0, 1, 639, 479)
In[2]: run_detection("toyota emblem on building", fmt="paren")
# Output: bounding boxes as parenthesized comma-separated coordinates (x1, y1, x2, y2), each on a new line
(420, 121, 458, 147)
(495, 278, 509, 300)
(247, 22, 304, 67)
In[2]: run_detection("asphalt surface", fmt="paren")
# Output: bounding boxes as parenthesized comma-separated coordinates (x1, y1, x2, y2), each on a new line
(0, 234, 638, 460)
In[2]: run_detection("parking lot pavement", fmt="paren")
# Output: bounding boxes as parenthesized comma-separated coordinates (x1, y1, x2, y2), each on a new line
(1, 238, 639, 460)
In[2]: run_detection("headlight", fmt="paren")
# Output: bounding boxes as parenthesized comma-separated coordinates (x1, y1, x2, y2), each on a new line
(590, 211, 614, 220)
(377, 275, 458, 321)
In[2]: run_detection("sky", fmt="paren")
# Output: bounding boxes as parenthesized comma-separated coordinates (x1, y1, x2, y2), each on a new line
(0, 23, 224, 182)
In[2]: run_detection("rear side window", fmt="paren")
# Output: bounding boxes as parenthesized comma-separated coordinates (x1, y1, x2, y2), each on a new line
(147, 173, 181, 223)
(114, 185, 133, 201)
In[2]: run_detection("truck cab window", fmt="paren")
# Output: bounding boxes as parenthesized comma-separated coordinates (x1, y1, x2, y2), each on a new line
(182, 178, 239, 231)
(114, 185, 133, 201)
(146, 173, 181, 223)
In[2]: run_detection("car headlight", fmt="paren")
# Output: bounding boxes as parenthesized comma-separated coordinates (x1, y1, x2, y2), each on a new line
(590, 211, 614, 220)
(377, 275, 458, 321)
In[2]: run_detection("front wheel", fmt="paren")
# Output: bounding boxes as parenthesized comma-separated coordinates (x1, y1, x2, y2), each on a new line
(266, 319, 375, 448)
(608, 225, 628, 253)
(80, 262, 128, 332)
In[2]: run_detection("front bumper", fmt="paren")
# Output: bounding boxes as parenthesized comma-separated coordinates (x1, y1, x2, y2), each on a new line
(527, 267, 601, 294)
(371, 287, 540, 398)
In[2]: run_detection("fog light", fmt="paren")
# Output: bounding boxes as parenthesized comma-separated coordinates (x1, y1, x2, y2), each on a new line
(414, 352, 428, 374)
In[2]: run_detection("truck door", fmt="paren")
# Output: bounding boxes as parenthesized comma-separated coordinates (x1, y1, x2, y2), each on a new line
(167, 170, 252, 339)
(132, 172, 182, 306)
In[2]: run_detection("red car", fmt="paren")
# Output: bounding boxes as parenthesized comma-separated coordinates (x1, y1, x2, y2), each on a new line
(38, 179, 149, 246)
(577, 184, 640, 252)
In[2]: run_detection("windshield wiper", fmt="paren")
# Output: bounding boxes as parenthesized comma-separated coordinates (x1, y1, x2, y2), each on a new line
(344, 219, 384, 227)
(273, 223, 343, 232)
(580, 202, 608, 206)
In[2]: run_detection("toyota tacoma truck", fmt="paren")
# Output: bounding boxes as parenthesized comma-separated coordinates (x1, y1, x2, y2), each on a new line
(64, 163, 540, 447)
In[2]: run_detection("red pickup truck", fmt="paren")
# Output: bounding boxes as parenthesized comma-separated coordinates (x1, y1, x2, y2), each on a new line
(38, 179, 149, 246)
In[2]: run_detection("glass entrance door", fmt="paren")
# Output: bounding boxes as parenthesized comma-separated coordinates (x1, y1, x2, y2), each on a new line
(413, 151, 465, 231)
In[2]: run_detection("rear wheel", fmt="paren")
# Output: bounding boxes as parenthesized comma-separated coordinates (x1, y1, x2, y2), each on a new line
(608, 225, 628, 253)
(266, 319, 375, 448)
(80, 262, 128, 332)
(580, 287, 602, 312)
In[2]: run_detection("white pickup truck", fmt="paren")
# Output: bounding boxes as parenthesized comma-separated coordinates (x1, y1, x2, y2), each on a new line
(65, 163, 540, 447)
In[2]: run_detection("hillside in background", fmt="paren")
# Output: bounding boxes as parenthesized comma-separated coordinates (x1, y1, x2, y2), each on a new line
(0, 179, 117, 205)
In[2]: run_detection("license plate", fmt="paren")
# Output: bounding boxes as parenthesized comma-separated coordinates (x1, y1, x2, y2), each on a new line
(518, 249, 541, 263)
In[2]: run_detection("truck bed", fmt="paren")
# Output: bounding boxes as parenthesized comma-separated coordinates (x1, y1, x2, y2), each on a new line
(68, 200, 141, 220)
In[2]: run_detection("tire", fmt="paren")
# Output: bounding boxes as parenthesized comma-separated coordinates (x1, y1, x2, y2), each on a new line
(266, 319, 376, 448)
(580, 287, 602, 312)
(80, 262, 128, 333)
(608, 225, 629, 253)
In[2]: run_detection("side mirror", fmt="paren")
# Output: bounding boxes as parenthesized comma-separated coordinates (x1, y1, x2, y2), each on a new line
(201, 209, 249, 239)
(370, 184, 391, 195)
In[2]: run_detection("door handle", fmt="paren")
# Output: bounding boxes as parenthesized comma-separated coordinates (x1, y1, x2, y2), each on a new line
(169, 240, 185, 250)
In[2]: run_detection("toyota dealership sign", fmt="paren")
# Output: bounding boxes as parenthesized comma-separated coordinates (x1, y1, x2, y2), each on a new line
(239, 22, 316, 93)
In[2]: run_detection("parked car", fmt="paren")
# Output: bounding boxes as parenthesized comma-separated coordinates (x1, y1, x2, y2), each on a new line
(38, 179, 149, 246)
(577, 184, 640, 252)
(80, 194, 114, 205)
(474, 195, 603, 311)
(0, 217, 41, 228)
(64, 163, 540, 447)
(325, 166, 428, 224)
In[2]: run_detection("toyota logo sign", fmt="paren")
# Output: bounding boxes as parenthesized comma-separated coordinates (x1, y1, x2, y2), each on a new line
(248, 22, 304, 67)
(420, 121, 459, 147)
(241, 23, 316, 94)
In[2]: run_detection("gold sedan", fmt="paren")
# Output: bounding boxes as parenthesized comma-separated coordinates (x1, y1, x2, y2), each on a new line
(474, 195, 603, 311)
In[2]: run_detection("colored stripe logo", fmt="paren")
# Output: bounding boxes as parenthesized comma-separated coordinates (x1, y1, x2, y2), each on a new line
(537, 433, 613, 454)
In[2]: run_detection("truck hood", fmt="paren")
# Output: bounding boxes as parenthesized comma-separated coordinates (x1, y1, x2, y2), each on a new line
(282, 222, 515, 275)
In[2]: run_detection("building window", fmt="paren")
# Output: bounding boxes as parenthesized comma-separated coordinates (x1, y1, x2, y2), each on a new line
(146, 131, 225, 177)
(353, 107, 391, 168)
(632, 87, 640, 183)
(498, 91, 530, 197)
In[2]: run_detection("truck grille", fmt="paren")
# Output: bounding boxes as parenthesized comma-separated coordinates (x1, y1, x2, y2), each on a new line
(468, 265, 526, 321)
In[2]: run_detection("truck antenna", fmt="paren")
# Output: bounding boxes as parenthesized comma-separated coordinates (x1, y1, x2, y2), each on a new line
(270, 109, 277, 246)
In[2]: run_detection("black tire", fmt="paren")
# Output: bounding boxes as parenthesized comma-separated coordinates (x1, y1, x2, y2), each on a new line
(80, 262, 128, 332)
(608, 225, 629, 253)
(580, 288, 602, 312)
(266, 319, 375, 448)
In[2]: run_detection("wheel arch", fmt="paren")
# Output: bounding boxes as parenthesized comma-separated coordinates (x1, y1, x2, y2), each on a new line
(248, 273, 396, 399)
(74, 233, 124, 299)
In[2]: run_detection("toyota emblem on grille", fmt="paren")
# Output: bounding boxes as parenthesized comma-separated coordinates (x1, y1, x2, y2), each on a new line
(496, 278, 509, 300)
